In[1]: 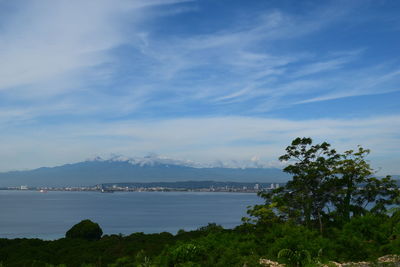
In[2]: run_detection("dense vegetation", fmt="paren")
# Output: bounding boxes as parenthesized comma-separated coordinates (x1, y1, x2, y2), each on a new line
(0, 138, 399, 266)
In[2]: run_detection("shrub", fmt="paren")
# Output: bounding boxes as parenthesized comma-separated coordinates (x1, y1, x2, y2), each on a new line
(65, 220, 103, 241)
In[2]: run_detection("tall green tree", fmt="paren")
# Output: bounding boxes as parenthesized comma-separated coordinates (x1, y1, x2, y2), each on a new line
(278, 137, 338, 233)
(331, 147, 373, 222)
(332, 147, 400, 222)
(247, 137, 400, 235)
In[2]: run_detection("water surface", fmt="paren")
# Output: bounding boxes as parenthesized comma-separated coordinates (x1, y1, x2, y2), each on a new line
(0, 190, 261, 239)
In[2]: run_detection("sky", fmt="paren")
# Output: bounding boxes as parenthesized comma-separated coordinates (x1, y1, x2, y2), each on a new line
(0, 0, 399, 174)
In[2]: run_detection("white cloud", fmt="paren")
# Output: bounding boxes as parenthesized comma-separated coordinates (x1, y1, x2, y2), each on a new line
(0, 1, 115, 92)
(0, 0, 188, 95)
(0, 115, 399, 174)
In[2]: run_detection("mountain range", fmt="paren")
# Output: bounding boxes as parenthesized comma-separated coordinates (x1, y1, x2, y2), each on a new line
(0, 155, 290, 187)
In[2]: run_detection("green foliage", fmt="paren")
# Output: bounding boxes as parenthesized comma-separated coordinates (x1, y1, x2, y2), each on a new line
(332, 147, 374, 222)
(278, 248, 312, 267)
(170, 243, 207, 264)
(108, 256, 135, 267)
(0, 216, 400, 266)
(277, 137, 339, 232)
(244, 202, 282, 226)
(65, 219, 103, 241)
(258, 223, 335, 262)
(332, 147, 399, 224)
(334, 214, 392, 261)
(249, 137, 400, 236)
(197, 223, 224, 233)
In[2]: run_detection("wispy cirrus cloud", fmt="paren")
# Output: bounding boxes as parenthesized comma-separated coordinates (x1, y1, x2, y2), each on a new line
(298, 67, 400, 104)
(108, 3, 399, 114)
(1, 0, 399, 120)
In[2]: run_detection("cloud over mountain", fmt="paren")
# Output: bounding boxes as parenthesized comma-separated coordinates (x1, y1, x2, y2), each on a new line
(0, 156, 290, 187)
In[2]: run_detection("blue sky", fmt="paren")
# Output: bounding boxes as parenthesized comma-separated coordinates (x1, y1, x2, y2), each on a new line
(0, 0, 399, 174)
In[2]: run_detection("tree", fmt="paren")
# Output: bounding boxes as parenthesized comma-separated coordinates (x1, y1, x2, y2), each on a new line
(332, 147, 400, 222)
(331, 147, 373, 222)
(65, 219, 103, 241)
(277, 137, 338, 233)
(247, 137, 400, 235)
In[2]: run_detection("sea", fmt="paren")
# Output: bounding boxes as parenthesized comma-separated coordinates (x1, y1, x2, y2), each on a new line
(0, 190, 262, 240)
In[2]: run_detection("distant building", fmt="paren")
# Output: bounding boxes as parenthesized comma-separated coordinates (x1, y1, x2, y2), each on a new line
(254, 184, 260, 190)
(20, 185, 28, 190)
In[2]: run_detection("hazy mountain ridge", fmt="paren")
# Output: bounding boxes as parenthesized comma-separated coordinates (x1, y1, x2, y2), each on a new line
(0, 156, 290, 187)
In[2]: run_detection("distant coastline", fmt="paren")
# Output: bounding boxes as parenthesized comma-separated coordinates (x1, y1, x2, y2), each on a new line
(0, 180, 282, 193)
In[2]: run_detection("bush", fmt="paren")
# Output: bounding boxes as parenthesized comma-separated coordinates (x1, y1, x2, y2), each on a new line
(65, 220, 103, 241)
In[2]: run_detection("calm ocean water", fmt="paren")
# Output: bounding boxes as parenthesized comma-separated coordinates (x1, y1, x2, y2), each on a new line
(0, 190, 262, 240)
